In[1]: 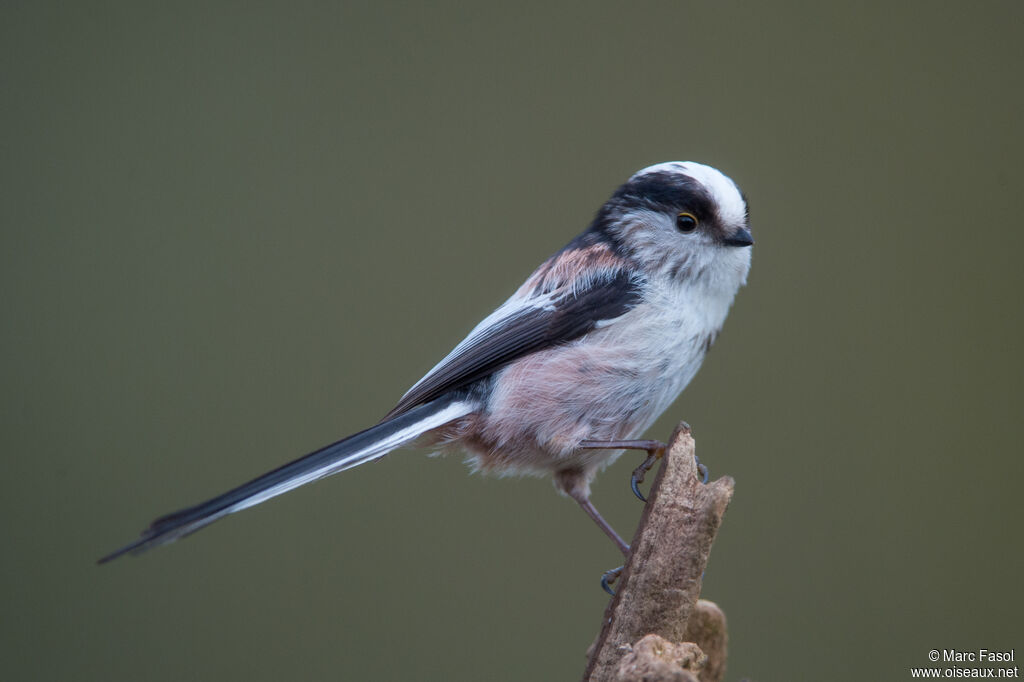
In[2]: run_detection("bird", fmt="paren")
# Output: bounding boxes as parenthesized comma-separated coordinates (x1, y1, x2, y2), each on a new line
(98, 161, 753, 564)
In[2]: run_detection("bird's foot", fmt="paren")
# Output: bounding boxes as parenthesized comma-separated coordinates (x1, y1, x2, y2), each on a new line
(695, 453, 709, 485)
(578, 438, 667, 502)
(601, 565, 623, 596)
(630, 448, 664, 502)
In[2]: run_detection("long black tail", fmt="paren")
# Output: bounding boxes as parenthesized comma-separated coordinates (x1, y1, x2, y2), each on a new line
(98, 395, 474, 563)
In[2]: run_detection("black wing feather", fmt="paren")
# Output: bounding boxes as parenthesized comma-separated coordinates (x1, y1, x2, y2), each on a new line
(384, 269, 643, 420)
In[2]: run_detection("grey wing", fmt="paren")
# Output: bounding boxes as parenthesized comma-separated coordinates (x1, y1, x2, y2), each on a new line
(383, 269, 644, 420)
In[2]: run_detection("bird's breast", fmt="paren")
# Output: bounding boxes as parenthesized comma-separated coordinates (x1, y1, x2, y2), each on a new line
(474, 285, 722, 465)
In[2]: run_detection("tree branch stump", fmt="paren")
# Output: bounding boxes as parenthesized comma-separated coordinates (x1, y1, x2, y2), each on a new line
(583, 423, 735, 682)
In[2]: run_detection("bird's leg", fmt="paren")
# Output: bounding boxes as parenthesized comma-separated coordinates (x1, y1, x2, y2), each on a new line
(566, 487, 631, 557)
(555, 468, 631, 594)
(578, 438, 667, 502)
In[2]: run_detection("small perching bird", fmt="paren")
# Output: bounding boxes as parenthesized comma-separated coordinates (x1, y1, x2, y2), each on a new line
(99, 161, 753, 564)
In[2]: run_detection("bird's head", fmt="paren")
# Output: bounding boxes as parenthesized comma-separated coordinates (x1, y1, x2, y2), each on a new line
(594, 161, 753, 290)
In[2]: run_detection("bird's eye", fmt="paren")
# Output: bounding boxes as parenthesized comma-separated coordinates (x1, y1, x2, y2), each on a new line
(676, 212, 699, 233)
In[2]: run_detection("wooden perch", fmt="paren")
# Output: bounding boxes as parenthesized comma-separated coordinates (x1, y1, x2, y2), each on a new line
(583, 423, 735, 682)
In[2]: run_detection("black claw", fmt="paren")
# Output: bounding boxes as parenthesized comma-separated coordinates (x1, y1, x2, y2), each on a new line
(601, 566, 623, 596)
(630, 473, 647, 502)
(629, 450, 660, 502)
(695, 454, 709, 484)
(601, 574, 615, 595)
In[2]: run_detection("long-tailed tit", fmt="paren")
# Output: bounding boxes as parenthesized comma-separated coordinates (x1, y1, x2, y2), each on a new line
(99, 161, 753, 563)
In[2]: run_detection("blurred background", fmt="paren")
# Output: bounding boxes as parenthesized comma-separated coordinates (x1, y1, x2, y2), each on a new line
(3, 2, 1022, 680)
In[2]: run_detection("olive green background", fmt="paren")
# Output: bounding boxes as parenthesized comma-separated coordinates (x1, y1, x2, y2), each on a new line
(3, 2, 1022, 680)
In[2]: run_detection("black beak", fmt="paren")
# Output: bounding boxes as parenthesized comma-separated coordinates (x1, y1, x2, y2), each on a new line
(722, 228, 754, 247)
